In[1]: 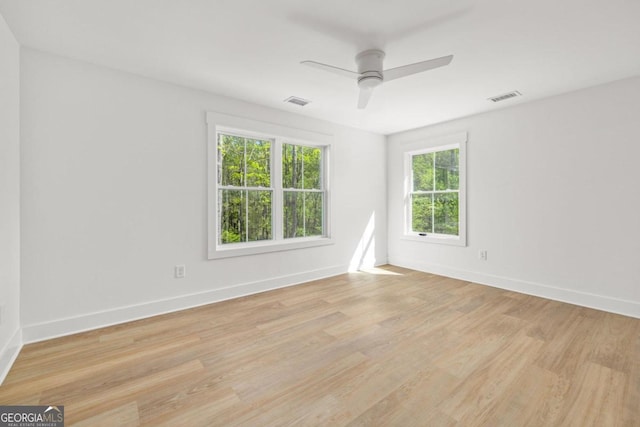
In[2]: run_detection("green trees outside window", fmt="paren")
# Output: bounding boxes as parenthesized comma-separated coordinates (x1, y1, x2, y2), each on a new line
(411, 148, 459, 236)
(217, 133, 325, 245)
(282, 144, 323, 238)
(218, 134, 272, 244)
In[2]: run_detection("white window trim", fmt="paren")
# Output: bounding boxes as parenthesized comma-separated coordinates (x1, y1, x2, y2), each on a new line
(402, 132, 467, 247)
(207, 112, 333, 259)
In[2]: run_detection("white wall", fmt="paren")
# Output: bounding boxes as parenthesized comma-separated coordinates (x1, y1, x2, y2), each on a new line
(20, 49, 387, 341)
(388, 76, 640, 318)
(0, 12, 21, 382)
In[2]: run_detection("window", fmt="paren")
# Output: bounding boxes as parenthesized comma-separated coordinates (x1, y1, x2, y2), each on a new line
(282, 144, 324, 239)
(404, 133, 466, 246)
(208, 112, 332, 259)
(218, 133, 273, 244)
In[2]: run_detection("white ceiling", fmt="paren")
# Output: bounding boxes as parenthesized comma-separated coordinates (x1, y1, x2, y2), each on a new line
(1, 0, 639, 135)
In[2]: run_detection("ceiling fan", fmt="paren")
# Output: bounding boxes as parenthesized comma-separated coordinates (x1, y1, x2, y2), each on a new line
(301, 50, 453, 109)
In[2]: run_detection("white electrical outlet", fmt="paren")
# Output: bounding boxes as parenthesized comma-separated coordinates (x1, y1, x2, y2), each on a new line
(175, 264, 186, 278)
(479, 250, 488, 261)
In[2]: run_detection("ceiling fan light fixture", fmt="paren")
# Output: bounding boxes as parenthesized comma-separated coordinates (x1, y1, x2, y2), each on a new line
(358, 73, 383, 89)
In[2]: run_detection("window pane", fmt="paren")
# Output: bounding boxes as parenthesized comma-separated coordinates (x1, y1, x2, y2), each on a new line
(434, 193, 459, 235)
(245, 138, 271, 187)
(304, 192, 323, 236)
(412, 153, 434, 191)
(282, 144, 304, 189)
(412, 194, 433, 233)
(435, 149, 459, 191)
(283, 191, 324, 238)
(283, 191, 303, 238)
(303, 146, 322, 190)
(219, 189, 245, 243)
(247, 190, 272, 241)
(218, 134, 245, 186)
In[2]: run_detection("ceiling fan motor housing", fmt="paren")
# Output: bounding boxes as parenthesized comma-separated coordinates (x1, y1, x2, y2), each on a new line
(356, 49, 385, 88)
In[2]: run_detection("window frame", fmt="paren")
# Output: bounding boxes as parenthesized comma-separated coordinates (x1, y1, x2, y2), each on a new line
(403, 132, 467, 247)
(207, 112, 333, 259)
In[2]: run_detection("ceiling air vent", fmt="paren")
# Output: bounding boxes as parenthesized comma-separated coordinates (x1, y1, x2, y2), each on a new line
(488, 91, 522, 103)
(284, 96, 311, 107)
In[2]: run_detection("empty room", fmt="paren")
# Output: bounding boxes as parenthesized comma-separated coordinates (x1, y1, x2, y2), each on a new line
(1, 0, 639, 425)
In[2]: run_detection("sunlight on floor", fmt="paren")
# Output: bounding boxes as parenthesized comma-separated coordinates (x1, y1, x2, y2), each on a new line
(357, 267, 403, 276)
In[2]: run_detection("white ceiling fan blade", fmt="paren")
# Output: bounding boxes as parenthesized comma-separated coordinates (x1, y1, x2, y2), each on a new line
(300, 60, 359, 79)
(383, 55, 453, 82)
(357, 87, 374, 109)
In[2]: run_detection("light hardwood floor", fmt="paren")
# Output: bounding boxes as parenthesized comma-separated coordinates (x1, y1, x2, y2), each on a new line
(1, 266, 639, 426)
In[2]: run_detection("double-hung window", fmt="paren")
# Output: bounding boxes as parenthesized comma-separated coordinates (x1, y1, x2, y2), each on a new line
(218, 133, 273, 244)
(208, 112, 332, 258)
(404, 133, 467, 246)
(282, 144, 325, 238)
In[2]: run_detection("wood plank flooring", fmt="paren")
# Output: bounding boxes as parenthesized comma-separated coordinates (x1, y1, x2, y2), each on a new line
(1, 266, 639, 426)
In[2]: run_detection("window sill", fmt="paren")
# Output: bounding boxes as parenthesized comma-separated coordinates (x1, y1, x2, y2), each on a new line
(401, 234, 466, 247)
(208, 236, 334, 259)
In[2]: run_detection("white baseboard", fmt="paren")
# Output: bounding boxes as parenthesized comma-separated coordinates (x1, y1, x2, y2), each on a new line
(0, 328, 23, 385)
(22, 264, 349, 344)
(389, 257, 640, 319)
